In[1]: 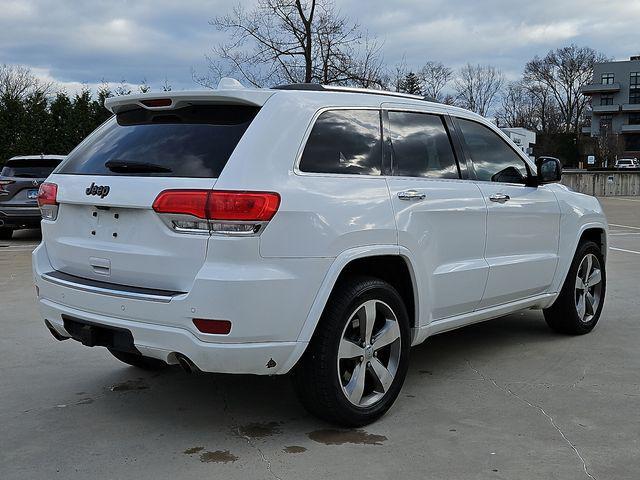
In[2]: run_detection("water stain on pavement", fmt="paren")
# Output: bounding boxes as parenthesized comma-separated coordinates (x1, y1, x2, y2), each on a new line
(418, 370, 433, 375)
(283, 446, 307, 454)
(307, 429, 387, 446)
(109, 378, 149, 392)
(200, 450, 238, 463)
(183, 446, 204, 455)
(76, 398, 94, 405)
(237, 421, 283, 438)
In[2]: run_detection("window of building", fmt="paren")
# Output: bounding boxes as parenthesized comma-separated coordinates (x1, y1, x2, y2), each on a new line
(600, 94, 614, 106)
(630, 72, 640, 104)
(600, 115, 613, 132)
(456, 118, 528, 184)
(299, 109, 382, 175)
(387, 111, 459, 179)
(601, 73, 614, 85)
(629, 114, 640, 126)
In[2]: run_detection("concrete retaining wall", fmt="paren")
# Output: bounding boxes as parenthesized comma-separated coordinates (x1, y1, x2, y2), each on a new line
(561, 170, 640, 196)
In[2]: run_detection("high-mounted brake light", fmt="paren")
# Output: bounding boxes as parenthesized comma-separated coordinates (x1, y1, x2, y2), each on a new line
(152, 190, 281, 235)
(38, 182, 59, 220)
(140, 98, 172, 108)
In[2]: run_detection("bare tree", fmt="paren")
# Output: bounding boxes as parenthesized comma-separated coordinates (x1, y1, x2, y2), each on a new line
(524, 44, 610, 133)
(454, 64, 505, 116)
(419, 61, 453, 101)
(496, 81, 539, 130)
(0, 64, 50, 101)
(114, 80, 132, 96)
(200, 0, 384, 88)
(138, 78, 151, 94)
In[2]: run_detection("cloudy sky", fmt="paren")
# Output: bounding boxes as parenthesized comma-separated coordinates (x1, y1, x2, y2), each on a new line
(1, 0, 638, 93)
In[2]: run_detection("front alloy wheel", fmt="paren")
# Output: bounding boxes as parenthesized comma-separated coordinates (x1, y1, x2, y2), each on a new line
(544, 240, 606, 335)
(574, 253, 603, 323)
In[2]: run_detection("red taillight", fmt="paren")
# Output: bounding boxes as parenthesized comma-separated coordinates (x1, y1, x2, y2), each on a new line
(152, 190, 209, 218)
(193, 318, 232, 335)
(208, 191, 280, 221)
(37, 182, 58, 206)
(152, 190, 280, 221)
(141, 98, 172, 108)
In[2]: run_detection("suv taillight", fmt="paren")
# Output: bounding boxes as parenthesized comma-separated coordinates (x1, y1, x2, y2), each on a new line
(152, 190, 280, 235)
(37, 182, 59, 221)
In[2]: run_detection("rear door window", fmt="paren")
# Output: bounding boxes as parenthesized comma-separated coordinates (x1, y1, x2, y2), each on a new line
(1, 159, 61, 178)
(388, 111, 459, 179)
(299, 109, 382, 175)
(56, 105, 260, 178)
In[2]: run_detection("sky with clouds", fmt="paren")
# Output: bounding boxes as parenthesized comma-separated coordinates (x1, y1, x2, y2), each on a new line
(1, 0, 638, 93)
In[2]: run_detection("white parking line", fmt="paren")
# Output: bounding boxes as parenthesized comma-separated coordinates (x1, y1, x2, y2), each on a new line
(604, 197, 640, 203)
(610, 247, 640, 256)
(609, 223, 640, 231)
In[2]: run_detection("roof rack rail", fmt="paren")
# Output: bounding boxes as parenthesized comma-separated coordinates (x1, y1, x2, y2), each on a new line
(272, 83, 438, 103)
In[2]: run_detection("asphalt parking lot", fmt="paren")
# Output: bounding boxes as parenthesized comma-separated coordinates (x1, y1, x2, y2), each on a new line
(1, 197, 639, 480)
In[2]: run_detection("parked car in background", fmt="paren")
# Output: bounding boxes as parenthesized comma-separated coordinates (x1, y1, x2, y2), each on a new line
(33, 83, 607, 426)
(0, 155, 65, 239)
(614, 158, 639, 169)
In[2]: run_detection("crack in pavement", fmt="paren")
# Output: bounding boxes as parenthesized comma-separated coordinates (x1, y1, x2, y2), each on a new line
(221, 389, 283, 480)
(466, 360, 596, 480)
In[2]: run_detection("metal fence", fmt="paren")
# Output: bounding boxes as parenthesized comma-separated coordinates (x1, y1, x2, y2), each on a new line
(561, 170, 640, 196)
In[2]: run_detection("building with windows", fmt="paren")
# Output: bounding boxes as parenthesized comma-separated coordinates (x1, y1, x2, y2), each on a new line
(500, 127, 536, 160)
(581, 56, 640, 158)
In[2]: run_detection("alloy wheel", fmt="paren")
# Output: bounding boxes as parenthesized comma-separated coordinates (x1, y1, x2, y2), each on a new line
(575, 253, 603, 323)
(337, 299, 402, 407)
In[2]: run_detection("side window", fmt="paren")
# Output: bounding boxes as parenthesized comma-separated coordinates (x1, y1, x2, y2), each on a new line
(299, 109, 382, 175)
(457, 118, 528, 184)
(388, 111, 459, 179)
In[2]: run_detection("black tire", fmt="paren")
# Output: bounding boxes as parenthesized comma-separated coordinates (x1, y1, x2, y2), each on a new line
(544, 241, 606, 335)
(0, 227, 13, 240)
(108, 349, 167, 370)
(292, 275, 411, 427)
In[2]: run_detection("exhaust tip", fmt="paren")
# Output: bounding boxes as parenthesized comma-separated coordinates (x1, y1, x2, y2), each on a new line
(175, 353, 199, 374)
(44, 320, 69, 341)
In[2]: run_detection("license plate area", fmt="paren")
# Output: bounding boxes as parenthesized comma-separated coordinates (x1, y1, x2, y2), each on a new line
(62, 315, 138, 353)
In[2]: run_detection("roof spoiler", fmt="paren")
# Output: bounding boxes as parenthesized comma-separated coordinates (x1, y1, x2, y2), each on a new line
(104, 87, 275, 114)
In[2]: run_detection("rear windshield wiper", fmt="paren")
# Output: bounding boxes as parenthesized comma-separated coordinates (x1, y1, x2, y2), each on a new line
(105, 160, 173, 174)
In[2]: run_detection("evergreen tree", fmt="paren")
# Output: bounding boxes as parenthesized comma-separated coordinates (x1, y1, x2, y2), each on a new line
(399, 72, 422, 95)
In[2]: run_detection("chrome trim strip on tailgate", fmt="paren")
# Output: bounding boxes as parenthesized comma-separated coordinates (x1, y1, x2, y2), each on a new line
(40, 270, 185, 303)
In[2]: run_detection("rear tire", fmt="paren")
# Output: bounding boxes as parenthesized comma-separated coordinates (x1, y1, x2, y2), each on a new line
(293, 275, 411, 427)
(0, 227, 13, 240)
(544, 241, 606, 335)
(108, 349, 167, 370)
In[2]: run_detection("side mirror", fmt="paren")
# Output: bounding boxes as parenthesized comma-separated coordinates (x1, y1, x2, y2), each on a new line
(536, 157, 562, 184)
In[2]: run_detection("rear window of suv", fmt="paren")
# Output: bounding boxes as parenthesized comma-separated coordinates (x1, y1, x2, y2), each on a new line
(1, 159, 61, 178)
(299, 109, 382, 175)
(56, 105, 260, 178)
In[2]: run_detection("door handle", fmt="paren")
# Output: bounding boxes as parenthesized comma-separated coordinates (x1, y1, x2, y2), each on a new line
(489, 193, 510, 203)
(397, 190, 426, 201)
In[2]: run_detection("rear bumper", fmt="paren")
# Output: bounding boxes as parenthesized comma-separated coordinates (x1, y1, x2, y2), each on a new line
(41, 301, 304, 374)
(0, 205, 41, 227)
(33, 243, 329, 375)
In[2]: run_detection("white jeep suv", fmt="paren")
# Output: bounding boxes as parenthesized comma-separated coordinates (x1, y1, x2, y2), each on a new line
(34, 82, 608, 426)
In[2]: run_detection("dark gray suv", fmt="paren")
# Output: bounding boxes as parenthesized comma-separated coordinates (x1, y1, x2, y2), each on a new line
(0, 155, 65, 239)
